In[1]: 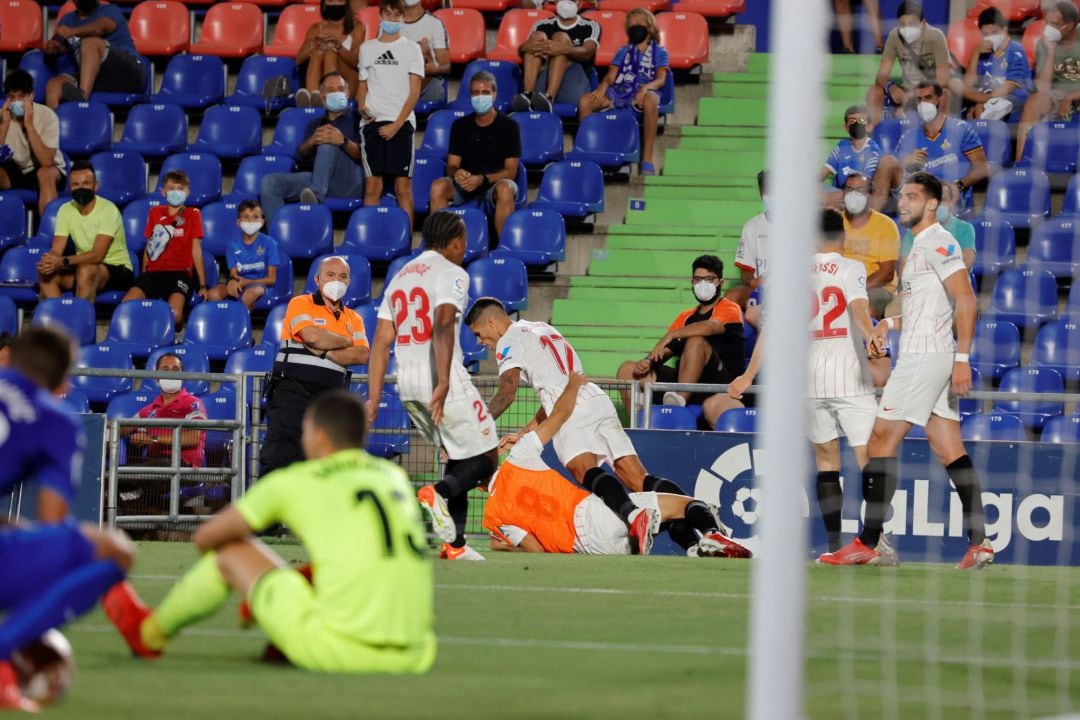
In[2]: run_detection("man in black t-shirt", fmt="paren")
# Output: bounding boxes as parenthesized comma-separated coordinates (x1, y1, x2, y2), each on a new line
(430, 71, 522, 239)
(512, 0, 599, 113)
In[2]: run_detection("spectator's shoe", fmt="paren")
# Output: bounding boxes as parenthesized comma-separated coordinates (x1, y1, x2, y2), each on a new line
(0, 661, 38, 713)
(662, 391, 686, 407)
(60, 82, 84, 104)
(697, 531, 753, 559)
(102, 582, 163, 659)
(298, 187, 319, 205)
(628, 506, 659, 556)
(417, 485, 456, 543)
(439, 542, 485, 561)
(309, 90, 324, 108)
(640, 162, 656, 175)
(511, 92, 532, 113)
(295, 88, 312, 107)
(531, 92, 553, 113)
(956, 539, 995, 570)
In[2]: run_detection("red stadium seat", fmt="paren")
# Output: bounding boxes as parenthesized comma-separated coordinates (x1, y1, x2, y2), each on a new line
(265, 4, 321, 57)
(434, 8, 486, 64)
(596, 0, 669, 15)
(246, 0, 289, 5)
(1022, 18, 1043, 67)
(450, 0, 518, 14)
(356, 6, 380, 45)
(664, 0, 743, 17)
(583, 10, 625, 67)
(130, 1, 190, 57)
(967, 0, 1042, 22)
(190, 2, 264, 59)
(946, 17, 981, 70)
(489, 9, 553, 64)
(0, 0, 44, 52)
(657, 12, 708, 70)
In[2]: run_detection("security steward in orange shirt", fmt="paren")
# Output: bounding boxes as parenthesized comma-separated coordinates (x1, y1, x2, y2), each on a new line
(259, 256, 369, 476)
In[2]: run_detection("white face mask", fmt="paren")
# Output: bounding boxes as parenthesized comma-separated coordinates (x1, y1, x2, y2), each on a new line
(693, 281, 717, 303)
(844, 191, 868, 215)
(555, 0, 577, 20)
(898, 25, 922, 45)
(917, 100, 939, 123)
(404, 0, 421, 6)
(986, 32, 1006, 52)
(1045, 25, 1063, 43)
(239, 221, 263, 236)
(158, 378, 182, 394)
(321, 280, 348, 302)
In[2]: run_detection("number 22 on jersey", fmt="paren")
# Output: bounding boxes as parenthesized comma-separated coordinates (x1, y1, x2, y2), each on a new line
(391, 288, 433, 345)
(810, 286, 848, 339)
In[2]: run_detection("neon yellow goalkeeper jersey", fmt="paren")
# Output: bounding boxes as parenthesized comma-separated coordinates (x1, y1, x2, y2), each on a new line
(235, 448, 434, 649)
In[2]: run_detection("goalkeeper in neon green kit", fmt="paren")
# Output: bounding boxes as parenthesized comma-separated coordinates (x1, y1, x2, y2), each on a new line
(104, 391, 436, 674)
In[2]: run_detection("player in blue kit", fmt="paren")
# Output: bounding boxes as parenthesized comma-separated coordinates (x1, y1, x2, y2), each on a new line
(0, 327, 136, 711)
(207, 200, 281, 311)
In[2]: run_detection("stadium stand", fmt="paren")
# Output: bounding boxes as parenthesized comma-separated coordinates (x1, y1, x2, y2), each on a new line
(189, 2, 265, 58)
(0, 0, 44, 53)
(489, 9, 554, 64)
(434, 8, 486, 65)
(129, 0, 191, 56)
(960, 412, 1027, 442)
(227, 55, 299, 112)
(192, 105, 263, 159)
(153, 54, 227, 110)
(0, 194, 28, 252)
(30, 297, 96, 346)
(443, 207, 489, 263)
(106, 300, 176, 361)
(264, 3, 321, 58)
(340, 207, 412, 262)
(57, 100, 114, 156)
(994, 366, 1066, 431)
(496, 208, 566, 267)
(90, 150, 148, 206)
(183, 301, 253, 361)
(73, 344, 134, 405)
(114, 103, 188, 158)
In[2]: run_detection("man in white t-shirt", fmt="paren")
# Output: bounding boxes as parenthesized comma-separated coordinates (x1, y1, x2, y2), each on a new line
(729, 170, 769, 329)
(820, 172, 992, 571)
(400, 0, 450, 105)
(367, 212, 498, 562)
(0, 70, 66, 216)
(726, 209, 886, 553)
(358, 0, 424, 231)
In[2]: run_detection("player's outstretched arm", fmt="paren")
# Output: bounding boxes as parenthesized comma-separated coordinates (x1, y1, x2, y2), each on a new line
(728, 330, 765, 400)
(533, 372, 588, 446)
(848, 298, 886, 358)
(365, 319, 396, 422)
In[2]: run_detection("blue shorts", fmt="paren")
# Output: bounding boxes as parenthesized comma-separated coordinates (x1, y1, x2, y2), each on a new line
(449, 177, 519, 208)
(0, 522, 94, 609)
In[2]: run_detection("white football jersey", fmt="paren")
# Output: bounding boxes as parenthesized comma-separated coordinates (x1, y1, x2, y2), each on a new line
(899, 222, 966, 355)
(734, 212, 770, 280)
(494, 320, 606, 414)
(808, 252, 875, 399)
(377, 250, 472, 403)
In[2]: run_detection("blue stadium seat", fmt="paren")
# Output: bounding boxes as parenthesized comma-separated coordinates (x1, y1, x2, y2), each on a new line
(106, 300, 176, 361)
(657, 68, 675, 116)
(960, 412, 1027, 442)
(121, 197, 162, 256)
(870, 118, 914, 157)
(468, 256, 528, 311)
(968, 118, 1011, 171)
(1040, 414, 1080, 443)
(1018, 121, 1080, 174)
(986, 266, 1059, 330)
(452, 60, 522, 112)
(1067, 282, 1080, 322)
(105, 390, 155, 419)
(0, 296, 16, 335)
(27, 198, 67, 248)
(366, 390, 410, 458)
(56, 100, 113, 156)
(417, 108, 467, 160)
(511, 111, 565, 167)
(459, 321, 487, 371)
(152, 54, 227, 110)
(958, 366, 984, 419)
(227, 54, 298, 111)
(350, 302, 378, 345)
(268, 203, 333, 259)
(199, 252, 221, 293)
(0, 193, 28, 252)
(184, 301, 252, 361)
(157, 153, 223, 207)
(94, 54, 153, 108)
(442, 207, 488, 262)
(252, 253, 294, 311)
(0, 246, 45, 303)
(983, 168, 1051, 229)
(262, 107, 322, 156)
(144, 344, 211, 395)
(60, 388, 90, 413)
(201, 387, 239, 449)
(383, 249, 422, 291)
(73, 344, 134, 405)
(714, 407, 757, 433)
(89, 151, 147, 206)
(971, 215, 1015, 279)
(304, 253, 372, 306)
(1060, 173, 1080, 217)
(224, 154, 294, 205)
(566, 109, 640, 169)
(340, 206, 411, 262)
(113, 103, 187, 158)
(261, 304, 287, 348)
(650, 405, 697, 430)
(192, 105, 263, 159)
(19, 51, 76, 104)
(95, 251, 140, 307)
(552, 65, 598, 119)
(198, 200, 242, 257)
(411, 156, 444, 215)
(496, 208, 566, 266)
(416, 76, 448, 117)
(970, 318, 1021, 381)
(529, 160, 605, 218)
(31, 297, 96, 346)
(1026, 217, 1080, 279)
(1030, 320, 1080, 385)
(224, 343, 275, 402)
(993, 366, 1065, 430)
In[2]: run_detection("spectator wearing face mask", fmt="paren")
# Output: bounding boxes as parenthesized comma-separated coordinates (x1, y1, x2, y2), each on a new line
(821, 104, 901, 213)
(898, 178, 975, 275)
(866, 1, 949, 126)
(949, 8, 1032, 122)
(207, 200, 280, 310)
(123, 353, 207, 469)
(1016, 0, 1080, 161)
(295, 0, 366, 106)
(0, 70, 65, 216)
(840, 172, 899, 320)
(512, 0, 600, 113)
(400, 0, 451, 107)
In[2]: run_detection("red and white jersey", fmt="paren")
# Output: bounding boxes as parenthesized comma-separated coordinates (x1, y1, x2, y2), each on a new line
(377, 250, 472, 403)
(808, 252, 875, 399)
(899, 222, 965, 355)
(494, 320, 606, 415)
(734, 211, 770, 280)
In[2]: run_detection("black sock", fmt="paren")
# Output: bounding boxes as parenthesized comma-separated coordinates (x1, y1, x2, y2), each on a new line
(447, 493, 468, 548)
(660, 501, 715, 551)
(583, 467, 637, 522)
(816, 471, 844, 552)
(683, 500, 716, 534)
(662, 521, 701, 550)
(858, 457, 897, 548)
(643, 474, 688, 496)
(435, 455, 495, 500)
(947, 455, 986, 546)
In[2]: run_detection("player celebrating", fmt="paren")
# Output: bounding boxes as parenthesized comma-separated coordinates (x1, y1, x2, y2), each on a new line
(485, 372, 750, 558)
(727, 209, 885, 553)
(105, 391, 437, 673)
(367, 212, 498, 561)
(0, 327, 136, 711)
(821, 172, 992, 569)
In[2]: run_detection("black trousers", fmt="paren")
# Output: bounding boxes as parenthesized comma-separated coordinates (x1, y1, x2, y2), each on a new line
(258, 377, 314, 478)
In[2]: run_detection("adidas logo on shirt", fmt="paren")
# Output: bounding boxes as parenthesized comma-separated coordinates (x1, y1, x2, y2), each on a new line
(374, 50, 398, 66)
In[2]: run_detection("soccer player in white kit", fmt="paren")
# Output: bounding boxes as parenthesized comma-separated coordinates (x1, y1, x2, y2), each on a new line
(367, 213, 498, 561)
(727, 209, 886, 553)
(820, 172, 993, 570)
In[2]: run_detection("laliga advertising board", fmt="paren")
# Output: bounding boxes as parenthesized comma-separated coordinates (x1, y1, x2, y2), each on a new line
(618, 431, 1077, 564)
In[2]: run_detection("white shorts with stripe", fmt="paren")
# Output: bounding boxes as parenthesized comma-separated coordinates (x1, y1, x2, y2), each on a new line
(877, 352, 959, 427)
(572, 492, 659, 555)
(552, 393, 638, 469)
(808, 394, 878, 446)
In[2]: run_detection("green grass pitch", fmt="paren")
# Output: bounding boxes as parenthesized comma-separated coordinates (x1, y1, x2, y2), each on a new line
(48, 542, 1080, 720)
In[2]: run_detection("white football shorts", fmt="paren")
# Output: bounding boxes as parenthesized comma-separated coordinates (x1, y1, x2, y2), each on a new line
(572, 491, 659, 555)
(807, 394, 878, 446)
(877, 352, 960, 426)
(552, 392, 638, 469)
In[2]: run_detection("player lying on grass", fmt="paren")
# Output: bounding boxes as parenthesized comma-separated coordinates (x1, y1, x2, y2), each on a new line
(483, 372, 751, 558)
(0, 327, 137, 712)
(104, 391, 437, 674)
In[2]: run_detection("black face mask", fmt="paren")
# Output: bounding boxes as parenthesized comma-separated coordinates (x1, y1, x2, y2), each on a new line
(847, 122, 867, 140)
(627, 25, 648, 45)
(322, 4, 346, 20)
(75, 0, 99, 14)
(71, 188, 95, 206)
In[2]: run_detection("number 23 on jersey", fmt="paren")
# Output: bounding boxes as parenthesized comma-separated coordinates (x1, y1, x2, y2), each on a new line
(391, 288, 433, 345)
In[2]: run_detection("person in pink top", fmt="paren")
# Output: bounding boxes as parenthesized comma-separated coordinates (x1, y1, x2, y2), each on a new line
(125, 353, 206, 468)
